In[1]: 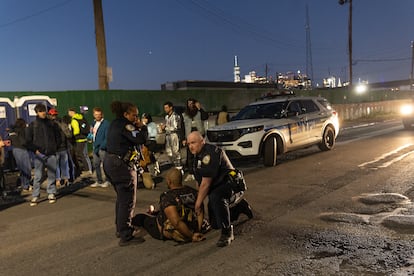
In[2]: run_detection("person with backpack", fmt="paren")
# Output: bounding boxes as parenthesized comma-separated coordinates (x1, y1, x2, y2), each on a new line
(131, 167, 206, 243)
(48, 108, 71, 188)
(68, 107, 92, 175)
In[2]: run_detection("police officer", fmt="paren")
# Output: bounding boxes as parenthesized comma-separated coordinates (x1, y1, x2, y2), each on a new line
(103, 101, 148, 247)
(187, 131, 253, 247)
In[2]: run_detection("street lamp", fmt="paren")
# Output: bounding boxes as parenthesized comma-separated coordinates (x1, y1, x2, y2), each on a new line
(339, 0, 352, 87)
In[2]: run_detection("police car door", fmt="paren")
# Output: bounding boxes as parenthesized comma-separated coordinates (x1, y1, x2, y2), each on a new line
(285, 100, 309, 149)
(300, 99, 324, 144)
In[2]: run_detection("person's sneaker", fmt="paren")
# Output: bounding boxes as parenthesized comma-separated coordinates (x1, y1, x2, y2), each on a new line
(216, 225, 234, 247)
(48, 194, 56, 204)
(21, 188, 32, 195)
(30, 197, 39, 206)
(99, 182, 110, 188)
(118, 236, 145, 247)
(90, 182, 99, 188)
(184, 174, 195, 182)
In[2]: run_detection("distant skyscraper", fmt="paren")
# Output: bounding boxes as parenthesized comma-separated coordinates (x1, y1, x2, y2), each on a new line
(234, 56, 241, 83)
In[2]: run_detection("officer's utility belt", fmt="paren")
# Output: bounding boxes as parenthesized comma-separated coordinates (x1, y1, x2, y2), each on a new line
(109, 150, 141, 171)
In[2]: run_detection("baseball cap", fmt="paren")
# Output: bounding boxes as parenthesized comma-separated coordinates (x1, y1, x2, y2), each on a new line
(48, 108, 59, 115)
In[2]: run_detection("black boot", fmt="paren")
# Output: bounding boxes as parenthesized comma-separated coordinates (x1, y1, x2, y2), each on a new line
(238, 199, 253, 219)
(216, 225, 234, 247)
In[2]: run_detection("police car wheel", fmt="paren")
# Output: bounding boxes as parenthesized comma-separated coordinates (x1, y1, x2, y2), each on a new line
(263, 136, 277, 167)
(318, 126, 335, 151)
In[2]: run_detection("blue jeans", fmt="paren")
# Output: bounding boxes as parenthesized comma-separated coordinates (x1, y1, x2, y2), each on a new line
(32, 154, 57, 198)
(12, 148, 32, 189)
(93, 149, 106, 183)
(56, 150, 69, 180)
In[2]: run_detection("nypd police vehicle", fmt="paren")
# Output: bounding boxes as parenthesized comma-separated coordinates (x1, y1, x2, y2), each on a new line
(206, 95, 339, 166)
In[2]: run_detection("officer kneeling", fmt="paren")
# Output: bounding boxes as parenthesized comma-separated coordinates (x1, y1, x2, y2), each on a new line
(187, 131, 253, 247)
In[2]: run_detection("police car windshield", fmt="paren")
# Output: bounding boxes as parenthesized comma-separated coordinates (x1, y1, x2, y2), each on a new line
(232, 101, 287, 120)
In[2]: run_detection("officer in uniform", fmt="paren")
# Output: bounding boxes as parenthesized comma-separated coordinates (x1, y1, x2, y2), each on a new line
(187, 131, 253, 247)
(103, 101, 148, 247)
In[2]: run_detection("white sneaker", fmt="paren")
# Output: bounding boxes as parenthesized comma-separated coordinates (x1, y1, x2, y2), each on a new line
(30, 197, 39, 206)
(48, 194, 56, 204)
(90, 182, 99, 188)
(99, 182, 110, 188)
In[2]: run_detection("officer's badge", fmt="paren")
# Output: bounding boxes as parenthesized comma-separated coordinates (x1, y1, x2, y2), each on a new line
(125, 124, 136, 132)
(202, 155, 210, 165)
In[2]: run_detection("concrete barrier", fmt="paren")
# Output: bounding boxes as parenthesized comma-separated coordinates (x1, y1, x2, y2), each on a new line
(333, 99, 409, 121)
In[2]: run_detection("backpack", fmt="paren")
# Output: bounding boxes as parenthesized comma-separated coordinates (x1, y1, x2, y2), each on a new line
(75, 117, 90, 136)
(56, 120, 72, 139)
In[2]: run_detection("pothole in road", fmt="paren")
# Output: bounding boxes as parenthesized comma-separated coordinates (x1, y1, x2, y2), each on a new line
(319, 192, 414, 232)
(283, 226, 414, 275)
(294, 192, 414, 274)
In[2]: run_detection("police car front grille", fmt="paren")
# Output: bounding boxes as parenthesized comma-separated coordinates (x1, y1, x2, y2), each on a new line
(207, 130, 241, 142)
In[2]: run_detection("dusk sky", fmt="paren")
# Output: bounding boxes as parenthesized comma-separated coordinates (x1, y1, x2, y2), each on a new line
(0, 0, 413, 91)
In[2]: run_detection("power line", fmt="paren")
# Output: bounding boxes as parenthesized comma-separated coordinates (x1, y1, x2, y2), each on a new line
(0, 0, 75, 29)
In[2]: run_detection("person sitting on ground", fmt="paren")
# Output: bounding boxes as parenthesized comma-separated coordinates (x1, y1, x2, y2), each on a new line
(131, 167, 206, 243)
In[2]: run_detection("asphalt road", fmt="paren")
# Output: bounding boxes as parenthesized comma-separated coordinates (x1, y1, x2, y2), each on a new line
(2, 118, 414, 275)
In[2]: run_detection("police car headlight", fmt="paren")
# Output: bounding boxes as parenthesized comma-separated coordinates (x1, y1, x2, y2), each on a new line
(400, 104, 414, 116)
(239, 125, 264, 136)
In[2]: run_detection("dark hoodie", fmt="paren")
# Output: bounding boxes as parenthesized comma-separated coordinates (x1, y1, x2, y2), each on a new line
(26, 117, 61, 156)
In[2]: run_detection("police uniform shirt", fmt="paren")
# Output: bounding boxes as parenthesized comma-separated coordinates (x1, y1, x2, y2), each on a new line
(193, 143, 232, 189)
(106, 117, 148, 157)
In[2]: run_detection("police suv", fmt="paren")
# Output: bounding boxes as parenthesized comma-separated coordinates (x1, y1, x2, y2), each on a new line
(206, 95, 339, 166)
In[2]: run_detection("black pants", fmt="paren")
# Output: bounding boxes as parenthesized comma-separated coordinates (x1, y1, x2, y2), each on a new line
(131, 213, 161, 240)
(75, 141, 91, 172)
(208, 183, 232, 230)
(103, 155, 135, 241)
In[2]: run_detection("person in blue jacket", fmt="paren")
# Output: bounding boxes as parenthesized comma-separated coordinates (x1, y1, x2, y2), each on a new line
(89, 107, 110, 188)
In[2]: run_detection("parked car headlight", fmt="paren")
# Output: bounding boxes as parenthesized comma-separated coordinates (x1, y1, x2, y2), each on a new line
(239, 125, 264, 136)
(400, 104, 414, 116)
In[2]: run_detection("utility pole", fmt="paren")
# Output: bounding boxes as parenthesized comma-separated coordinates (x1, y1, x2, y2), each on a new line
(305, 4, 314, 87)
(411, 41, 414, 90)
(93, 0, 109, 90)
(339, 0, 352, 87)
